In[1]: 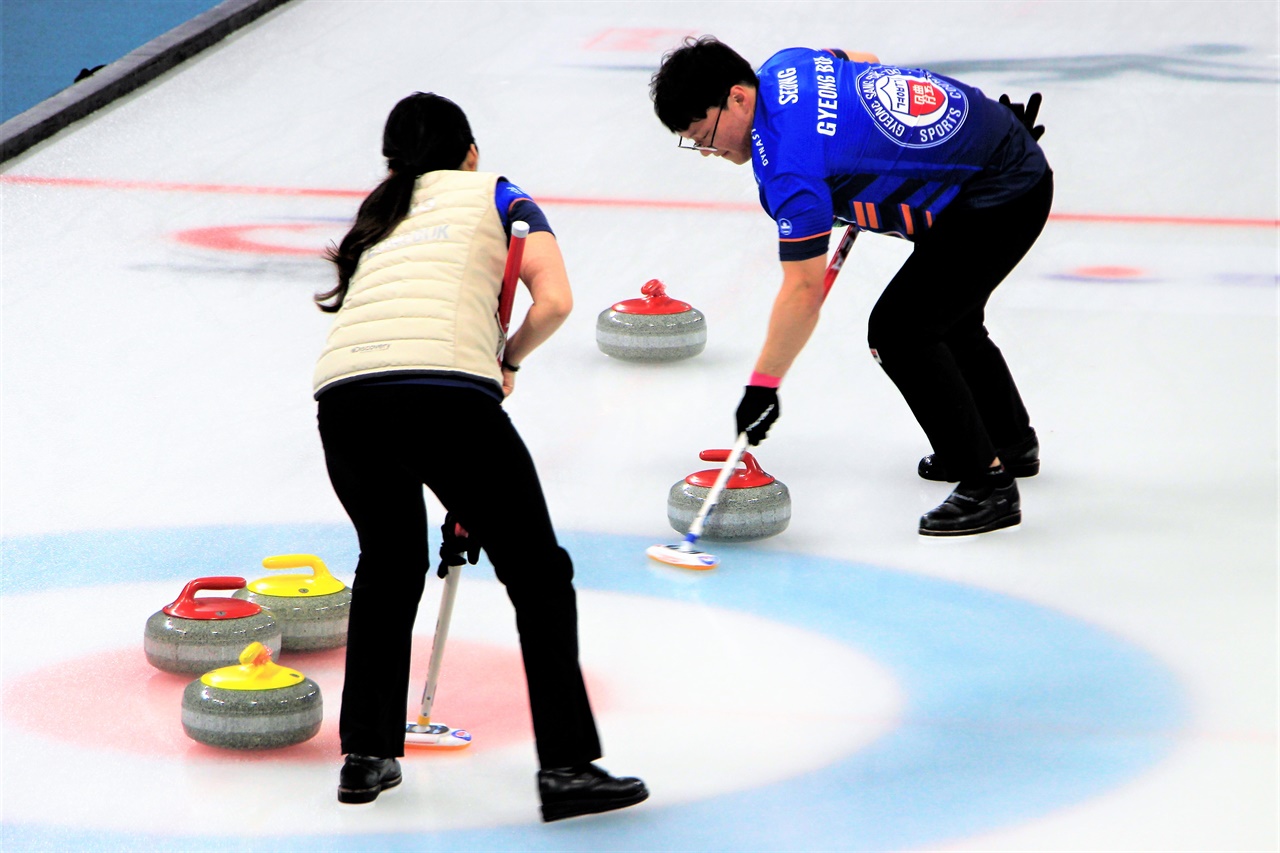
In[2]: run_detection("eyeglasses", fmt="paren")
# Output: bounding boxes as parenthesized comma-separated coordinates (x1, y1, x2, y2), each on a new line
(677, 94, 728, 152)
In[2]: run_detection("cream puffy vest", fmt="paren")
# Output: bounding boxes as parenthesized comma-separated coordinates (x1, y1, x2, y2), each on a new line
(313, 170, 508, 398)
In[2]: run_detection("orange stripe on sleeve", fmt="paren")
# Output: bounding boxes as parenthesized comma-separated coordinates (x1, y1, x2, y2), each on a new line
(779, 229, 832, 242)
(901, 204, 914, 236)
(853, 202, 867, 228)
(925, 210, 933, 228)
(866, 204, 879, 230)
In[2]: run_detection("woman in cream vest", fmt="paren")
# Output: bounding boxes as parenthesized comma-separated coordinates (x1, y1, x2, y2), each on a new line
(314, 92, 647, 821)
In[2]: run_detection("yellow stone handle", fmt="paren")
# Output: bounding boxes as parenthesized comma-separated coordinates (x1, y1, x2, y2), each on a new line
(261, 554, 332, 581)
(240, 641, 273, 667)
(202, 641, 305, 689)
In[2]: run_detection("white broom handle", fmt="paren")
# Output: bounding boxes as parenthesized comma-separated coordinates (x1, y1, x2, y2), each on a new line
(679, 229, 850, 547)
(686, 432, 751, 540)
(418, 563, 462, 718)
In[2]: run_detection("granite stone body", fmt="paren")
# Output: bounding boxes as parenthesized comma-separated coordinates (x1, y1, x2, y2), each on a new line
(144, 611, 283, 674)
(181, 678, 323, 749)
(596, 308, 707, 361)
(232, 587, 351, 651)
(144, 577, 283, 675)
(667, 450, 791, 541)
(596, 279, 706, 361)
(667, 480, 792, 540)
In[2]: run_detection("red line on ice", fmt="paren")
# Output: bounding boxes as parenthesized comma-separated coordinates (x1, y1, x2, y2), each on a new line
(2, 174, 1276, 228)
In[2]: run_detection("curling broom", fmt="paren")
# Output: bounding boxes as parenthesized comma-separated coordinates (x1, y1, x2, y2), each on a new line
(404, 220, 529, 747)
(647, 226, 858, 570)
(404, 544, 471, 749)
(646, 432, 751, 569)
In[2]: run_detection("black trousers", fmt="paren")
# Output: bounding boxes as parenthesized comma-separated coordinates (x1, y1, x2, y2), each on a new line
(867, 169, 1054, 481)
(317, 382, 602, 768)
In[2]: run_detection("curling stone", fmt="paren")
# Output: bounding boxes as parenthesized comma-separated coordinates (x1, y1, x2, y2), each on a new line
(596, 279, 706, 361)
(181, 641, 322, 749)
(668, 449, 791, 541)
(144, 577, 282, 675)
(232, 554, 351, 651)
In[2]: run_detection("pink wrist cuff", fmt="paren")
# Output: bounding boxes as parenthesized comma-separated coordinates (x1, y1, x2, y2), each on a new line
(750, 370, 782, 388)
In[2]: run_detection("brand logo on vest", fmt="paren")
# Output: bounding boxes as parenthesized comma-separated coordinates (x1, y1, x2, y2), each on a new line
(351, 343, 391, 353)
(407, 197, 438, 216)
(856, 67, 968, 149)
(364, 224, 452, 261)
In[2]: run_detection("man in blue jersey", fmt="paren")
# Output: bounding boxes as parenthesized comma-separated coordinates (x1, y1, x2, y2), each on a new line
(650, 37, 1053, 537)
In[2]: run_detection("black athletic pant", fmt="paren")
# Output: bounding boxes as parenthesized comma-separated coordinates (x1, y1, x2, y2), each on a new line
(867, 169, 1054, 482)
(317, 382, 602, 769)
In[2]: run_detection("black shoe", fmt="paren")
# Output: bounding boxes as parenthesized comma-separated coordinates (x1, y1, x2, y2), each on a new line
(919, 468, 1021, 536)
(918, 432, 1040, 482)
(338, 754, 402, 804)
(538, 763, 649, 822)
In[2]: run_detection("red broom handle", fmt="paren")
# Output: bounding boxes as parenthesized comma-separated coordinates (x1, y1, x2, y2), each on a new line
(498, 221, 529, 334)
(822, 226, 857, 299)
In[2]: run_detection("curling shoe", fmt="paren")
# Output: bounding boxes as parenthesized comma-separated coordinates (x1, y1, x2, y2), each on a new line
(538, 763, 649, 822)
(919, 466, 1021, 537)
(338, 754, 402, 804)
(918, 432, 1040, 483)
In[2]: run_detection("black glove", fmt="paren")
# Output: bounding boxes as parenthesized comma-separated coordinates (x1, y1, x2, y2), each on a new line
(735, 385, 780, 446)
(999, 92, 1044, 141)
(438, 511, 481, 578)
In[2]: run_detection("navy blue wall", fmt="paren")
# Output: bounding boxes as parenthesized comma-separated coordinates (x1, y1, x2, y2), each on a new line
(2, 0, 224, 122)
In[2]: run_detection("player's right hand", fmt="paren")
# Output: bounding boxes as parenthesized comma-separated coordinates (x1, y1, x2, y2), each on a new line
(438, 512, 481, 577)
(999, 92, 1044, 141)
(735, 385, 780, 446)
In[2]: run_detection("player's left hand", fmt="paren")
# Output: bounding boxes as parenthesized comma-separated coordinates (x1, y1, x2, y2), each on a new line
(999, 92, 1044, 141)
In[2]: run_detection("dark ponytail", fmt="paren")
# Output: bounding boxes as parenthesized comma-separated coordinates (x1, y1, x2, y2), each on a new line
(317, 92, 476, 312)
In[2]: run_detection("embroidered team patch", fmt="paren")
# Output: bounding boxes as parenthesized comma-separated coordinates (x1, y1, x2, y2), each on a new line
(857, 67, 968, 149)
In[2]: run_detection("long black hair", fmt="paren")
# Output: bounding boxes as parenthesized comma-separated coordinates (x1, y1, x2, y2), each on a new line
(316, 92, 475, 312)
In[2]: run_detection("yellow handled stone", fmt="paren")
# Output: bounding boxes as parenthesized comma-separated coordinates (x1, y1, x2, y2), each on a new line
(246, 554, 345, 597)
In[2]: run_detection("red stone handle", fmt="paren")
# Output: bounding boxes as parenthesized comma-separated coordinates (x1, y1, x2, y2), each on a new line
(698, 449, 762, 475)
(174, 576, 247, 603)
(641, 279, 667, 298)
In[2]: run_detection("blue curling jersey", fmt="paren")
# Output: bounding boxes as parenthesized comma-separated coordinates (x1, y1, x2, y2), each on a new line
(752, 48, 1048, 260)
(495, 178, 552, 238)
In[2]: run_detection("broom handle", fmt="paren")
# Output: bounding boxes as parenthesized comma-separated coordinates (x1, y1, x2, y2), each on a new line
(685, 432, 751, 542)
(415, 224, 528, 722)
(498, 221, 530, 336)
(412, 233, 529, 726)
(822, 225, 857, 299)
(417, 561, 461, 722)
(683, 229, 852, 546)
